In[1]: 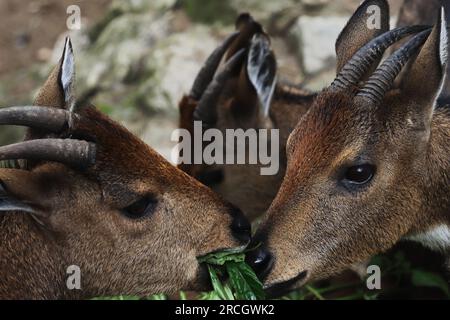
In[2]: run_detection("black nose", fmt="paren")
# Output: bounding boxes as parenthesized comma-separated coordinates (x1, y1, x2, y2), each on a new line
(245, 246, 273, 280)
(230, 207, 251, 243)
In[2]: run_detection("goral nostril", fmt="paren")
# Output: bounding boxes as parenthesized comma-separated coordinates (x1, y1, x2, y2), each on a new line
(245, 247, 273, 280)
(231, 216, 251, 243)
(230, 207, 252, 243)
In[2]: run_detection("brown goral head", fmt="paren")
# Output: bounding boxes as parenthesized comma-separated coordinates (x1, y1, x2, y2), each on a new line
(252, 0, 450, 296)
(0, 38, 251, 298)
(178, 14, 285, 221)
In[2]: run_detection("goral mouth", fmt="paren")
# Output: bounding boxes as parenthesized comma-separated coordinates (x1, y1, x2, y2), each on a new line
(264, 271, 309, 298)
(191, 247, 245, 292)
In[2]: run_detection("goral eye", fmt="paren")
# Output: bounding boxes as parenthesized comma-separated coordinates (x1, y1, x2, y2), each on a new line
(344, 164, 376, 185)
(122, 197, 157, 219)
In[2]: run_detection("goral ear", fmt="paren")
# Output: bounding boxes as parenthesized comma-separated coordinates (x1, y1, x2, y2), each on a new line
(34, 37, 76, 111)
(247, 34, 277, 116)
(0, 170, 46, 216)
(228, 15, 277, 121)
(402, 9, 444, 117)
(336, 0, 390, 73)
(435, 7, 450, 109)
(26, 37, 76, 145)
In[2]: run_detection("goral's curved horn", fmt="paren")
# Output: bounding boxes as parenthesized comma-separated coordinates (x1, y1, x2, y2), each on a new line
(357, 29, 432, 105)
(331, 25, 430, 91)
(193, 49, 246, 127)
(190, 32, 240, 100)
(0, 139, 96, 169)
(0, 106, 69, 131)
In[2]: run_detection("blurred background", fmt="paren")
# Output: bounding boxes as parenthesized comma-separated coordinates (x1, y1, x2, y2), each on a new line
(0, 0, 448, 299)
(0, 0, 404, 158)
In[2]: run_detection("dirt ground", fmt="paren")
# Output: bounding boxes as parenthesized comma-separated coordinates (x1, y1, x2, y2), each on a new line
(0, 0, 111, 75)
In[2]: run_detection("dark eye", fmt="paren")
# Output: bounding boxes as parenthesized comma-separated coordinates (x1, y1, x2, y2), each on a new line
(343, 164, 376, 185)
(122, 197, 157, 219)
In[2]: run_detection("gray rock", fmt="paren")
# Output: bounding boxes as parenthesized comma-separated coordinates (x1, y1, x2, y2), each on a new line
(111, 0, 177, 12)
(289, 14, 398, 88)
(289, 16, 348, 76)
(48, 7, 221, 121)
(230, 0, 301, 20)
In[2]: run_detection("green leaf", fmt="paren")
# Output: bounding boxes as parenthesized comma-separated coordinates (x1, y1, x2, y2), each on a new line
(208, 265, 235, 300)
(411, 270, 450, 297)
(198, 248, 245, 266)
(179, 291, 187, 300)
(225, 261, 265, 300)
(199, 247, 265, 300)
(198, 291, 221, 300)
(235, 262, 265, 300)
(226, 262, 257, 300)
(148, 294, 168, 300)
(305, 285, 325, 300)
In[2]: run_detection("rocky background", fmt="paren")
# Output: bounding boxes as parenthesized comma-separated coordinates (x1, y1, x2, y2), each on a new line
(0, 0, 403, 160)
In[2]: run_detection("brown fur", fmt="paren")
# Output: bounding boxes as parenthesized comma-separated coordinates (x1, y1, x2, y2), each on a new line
(178, 1, 391, 222)
(0, 50, 247, 300)
(393, 0, 443, 87)
(336, 0, 390, 73)
(255, 0, 450, 292)
(257, 88, 450, 288)
(178, 81, 314, 221)
(178, 15, 316, 221)
(396, 0, 442, 29)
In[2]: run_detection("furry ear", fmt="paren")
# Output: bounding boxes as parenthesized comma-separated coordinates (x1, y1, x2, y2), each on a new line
(227, 14, 276, 120)
(25, 38, 77, 159)
(402, 9, 443, 112)
(0, 171, 42, 215)
(60, 37, 76, 112)
(247, 34, 277, 116)
(336, 0, 390, 73)
(0, 183, 35, 214)
(34, 37, 76, 110)
(435, 7, 450, 108)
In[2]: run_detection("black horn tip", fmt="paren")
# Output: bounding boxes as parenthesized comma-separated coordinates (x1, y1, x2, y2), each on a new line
(236, 13, 253, 28)
(190, 31, 240, 100)
(193, 48, 246, 126)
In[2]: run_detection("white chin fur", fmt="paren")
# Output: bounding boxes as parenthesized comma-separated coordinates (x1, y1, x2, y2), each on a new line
(405, 225, 450, 252)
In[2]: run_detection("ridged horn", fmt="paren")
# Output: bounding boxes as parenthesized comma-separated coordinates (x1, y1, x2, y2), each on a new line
(0, 139, 96, 169)
(190, 32, 240, 100)
(193, 48, 246, 127)
(357, 29, 432, 105)
(331, 25, 431, 91)
(0, 106, 69, 131)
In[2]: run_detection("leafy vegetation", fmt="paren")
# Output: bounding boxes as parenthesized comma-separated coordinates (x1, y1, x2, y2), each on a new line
(92, 247, 449, 300)
(198, 248, 265, 300)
